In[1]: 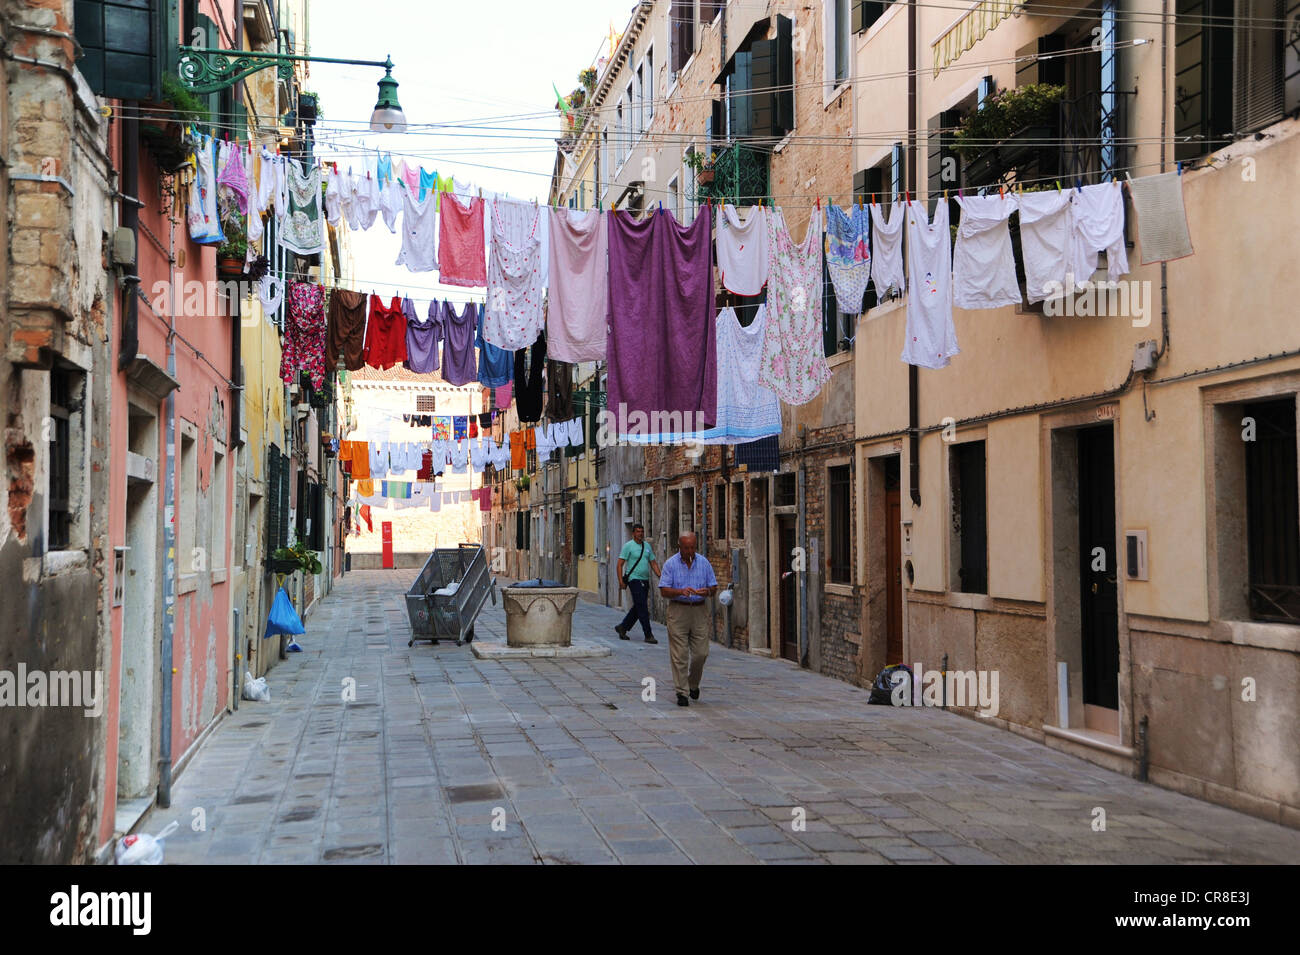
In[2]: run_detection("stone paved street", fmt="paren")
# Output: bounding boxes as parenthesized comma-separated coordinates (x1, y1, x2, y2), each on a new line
(145, 571, 1300, 865)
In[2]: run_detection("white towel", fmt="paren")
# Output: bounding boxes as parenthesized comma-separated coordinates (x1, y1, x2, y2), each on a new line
(1126, 172, 1194, 264)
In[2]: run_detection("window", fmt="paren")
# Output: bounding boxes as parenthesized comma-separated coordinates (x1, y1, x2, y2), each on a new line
(775, 473, 796, 507)
(950, 441, 988, 594)
(626, 83, 635, 149)
(178, 430, 197, 573)
(515, 510, 530, 550)
(683, 145, 697, 224)
(212, 447, 227, 571)
(247, 493, 263, 566)
(616, 99, 625, 166)
(829, 0, 852, 89)
(715, 482, 728, 541)
(47, 367, 74, 550)
(681, 487, 695, 537)
(828, 465, 852, 584)
(601, 126, 609, 191)
(732, 481, 746, 539)
(635, 63, 644, 136)
(720, 15, 794, 144)
(852, 1, 889, 36)
(701, 1, 723, 24)
(1176, 0, 1297, 159)
(670, 0, 695, 77)
(75, 0, 161, 100)
(416, 394, 436, 413)
(667, 175, 680, 220)
(574, 501, 587, 556)
(1244, 398, 1300, 622)
(645, 47, 654, 125)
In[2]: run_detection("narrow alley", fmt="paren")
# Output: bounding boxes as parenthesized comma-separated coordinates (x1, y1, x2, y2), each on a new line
(146, 571, 1300, 865)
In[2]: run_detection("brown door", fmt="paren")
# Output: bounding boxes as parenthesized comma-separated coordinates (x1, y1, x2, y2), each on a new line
(886, 486, 902, 663)
(778, 515, 799, 661)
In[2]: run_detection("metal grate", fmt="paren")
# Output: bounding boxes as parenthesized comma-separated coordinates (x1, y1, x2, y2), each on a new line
(1244, 398, 1300, 622)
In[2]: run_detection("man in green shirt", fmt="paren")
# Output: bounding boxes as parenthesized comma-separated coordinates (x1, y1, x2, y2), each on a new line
(615, 523, 661, 643)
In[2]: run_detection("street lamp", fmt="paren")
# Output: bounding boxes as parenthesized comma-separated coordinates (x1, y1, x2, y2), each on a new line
(369, 58, 405, 133)
(177, 46, 406, 131)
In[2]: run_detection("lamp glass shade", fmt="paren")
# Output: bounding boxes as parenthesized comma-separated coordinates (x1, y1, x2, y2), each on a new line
(369, 107, 406, 133)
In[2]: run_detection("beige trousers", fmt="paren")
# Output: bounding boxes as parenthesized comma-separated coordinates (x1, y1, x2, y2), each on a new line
(666, 600, 710, 697)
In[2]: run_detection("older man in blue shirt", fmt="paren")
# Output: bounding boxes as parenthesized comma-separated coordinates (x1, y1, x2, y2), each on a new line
(659, 532, 718, 707)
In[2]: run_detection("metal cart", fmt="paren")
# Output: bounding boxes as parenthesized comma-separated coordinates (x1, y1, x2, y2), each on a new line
(405, 543, 497, 647)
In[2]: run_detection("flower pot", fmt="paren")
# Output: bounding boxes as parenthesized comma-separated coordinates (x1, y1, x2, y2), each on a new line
(217, 257, 244, 278)
(269, 558, 300, 574)
(697, 169, 715, 185)
(140, 121, 193, 173)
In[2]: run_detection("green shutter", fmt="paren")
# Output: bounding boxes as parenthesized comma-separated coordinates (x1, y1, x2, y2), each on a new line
(74, 0, 161, 100)
(775, 16, 794, 134)
(750, 41, 776, 140)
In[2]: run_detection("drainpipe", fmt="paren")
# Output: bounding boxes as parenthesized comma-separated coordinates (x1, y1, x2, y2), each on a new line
(906, 0, 920, 508)
(1137, 714, 1149, 781)
(797, 426, 809, 668)
(158, 169, 179, 810)
(231, 609, 240, 712)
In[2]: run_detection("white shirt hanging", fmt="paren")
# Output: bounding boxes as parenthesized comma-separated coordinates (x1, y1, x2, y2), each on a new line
(869, 201, 906, 295)
(715, 203, 769, 296)
(1018, 191, 1075, 303)
(952, 194, 1022, 310)
(901, 199, 959, 369)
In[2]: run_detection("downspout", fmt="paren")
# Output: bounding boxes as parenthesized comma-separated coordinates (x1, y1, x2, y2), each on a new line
(906, 0, 920, 508)
(158, 168, 179, 809)
(797, 426, 809, 668)
(117, 109, 140, 371)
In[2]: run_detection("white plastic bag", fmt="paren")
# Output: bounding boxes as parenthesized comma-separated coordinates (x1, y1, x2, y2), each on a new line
(242, 670, 271, 702)
(115, 820, 180, 865)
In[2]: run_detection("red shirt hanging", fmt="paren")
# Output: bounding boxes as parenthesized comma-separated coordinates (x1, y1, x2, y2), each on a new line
(363, 294, 408, 370)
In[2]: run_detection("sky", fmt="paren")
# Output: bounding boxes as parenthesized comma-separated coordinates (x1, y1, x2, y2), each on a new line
(304, 0, 634, 303)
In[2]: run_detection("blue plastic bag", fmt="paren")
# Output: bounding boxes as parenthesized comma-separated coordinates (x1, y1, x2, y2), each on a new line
(264, 586, 305, 638)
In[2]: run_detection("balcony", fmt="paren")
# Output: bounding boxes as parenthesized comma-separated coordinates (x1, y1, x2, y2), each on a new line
(690, 144, 769, 205)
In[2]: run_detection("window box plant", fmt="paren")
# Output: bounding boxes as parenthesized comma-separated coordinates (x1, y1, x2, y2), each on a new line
(271, 539, 322, 576)
(141, 74, 209, 172)
(686, 148, 717, 185)
(953, 84, 1064, 184)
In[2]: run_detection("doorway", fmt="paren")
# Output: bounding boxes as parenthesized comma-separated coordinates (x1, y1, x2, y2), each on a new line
(119, 401, 158, 798)
(777, 514, 798, 661)
(1077, 425, 1119, 728)
(884, 457, 903, 663)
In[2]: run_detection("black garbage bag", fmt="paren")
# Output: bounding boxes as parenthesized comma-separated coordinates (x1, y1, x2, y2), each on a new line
(868, 664, 913, 705)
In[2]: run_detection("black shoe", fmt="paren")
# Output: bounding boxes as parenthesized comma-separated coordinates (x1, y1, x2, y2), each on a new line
(676, 694, 689, 707)
(689, 688, 700, 700)
(644, 635, 658, 644)
(615, 624, 629, 640)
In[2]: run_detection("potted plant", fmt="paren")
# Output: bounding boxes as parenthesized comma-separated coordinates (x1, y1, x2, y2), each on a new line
(953, 84, 1065, 183)
(271, 538, 322, 576)
(141, 74, 209, 172)
(685, 147, 717, 185)
(515, 474, 531, 492)
(216, 217, 247, 277)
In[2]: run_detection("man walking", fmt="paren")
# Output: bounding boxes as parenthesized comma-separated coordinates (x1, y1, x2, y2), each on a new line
(615, 523, 661, 643)
(658, 533, 718, 707)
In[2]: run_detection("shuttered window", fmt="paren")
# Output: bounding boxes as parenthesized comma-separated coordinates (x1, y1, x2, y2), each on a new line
(1244, 398, 1300, 622)
(1234, 0, 1287, 133)
(670, 0, 695, 75)
(74, 0, 161, 100)
(852, 0, 888, 34)
(573, 501, 587, 556)
(828, 465, 852, 584)
(951, 441, 988, 595)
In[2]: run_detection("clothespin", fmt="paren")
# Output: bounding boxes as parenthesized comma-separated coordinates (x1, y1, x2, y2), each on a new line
(815, 197, 820, 210)
(1176, 161, 1183, 176)
(1075, 177, 1083, 193)
(958, 187, 964, 199)
(998, 185, 1003, 199)
(1055, 180, 1061, 193)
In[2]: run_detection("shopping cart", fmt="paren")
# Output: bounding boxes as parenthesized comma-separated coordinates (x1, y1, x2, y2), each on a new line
(405, 543, 497, 647)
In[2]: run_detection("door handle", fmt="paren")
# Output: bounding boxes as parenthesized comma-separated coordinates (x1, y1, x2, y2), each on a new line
(1091, 581, 1098, 594)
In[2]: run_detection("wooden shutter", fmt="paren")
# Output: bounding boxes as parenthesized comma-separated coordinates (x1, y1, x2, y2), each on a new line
(852, 1, 887, 34)
(671, 1, 694, 73)
(728, 50, 753, 140)
(308, 483, 324, 552)
(1016, 34, 1065, 87)
(775, 15, 795, 134)
(74, 0, 161, 100)
(1175, 0, 1236, 160)
(277, 452, 290, 551)
(927, 110, 962, 199)
(1287, 0, 1300, 113)
(573, 502, 586, 555)
(853, 166, 885, 204)
(1234, 0, 1286, 134)
(750, 41, 776, 140)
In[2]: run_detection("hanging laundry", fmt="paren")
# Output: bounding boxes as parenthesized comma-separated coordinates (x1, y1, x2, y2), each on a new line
(438, 193, 488, 287)
(247, 148, 271, 245)
(1018, 190, 1075, 303)
(547, 208, 608, 361)
(607, 209, 716, 434)
(326, 288, 368, 371)
(217, 140, 250, 216)
(952, 194, 1022, 310)
(324, 163, 345, 227)
(340, 440, 370, 480)
(396, 189, 439, 272)
(1126, 172, 1194, 264)
(733, 435, 780, 472)
(869, 201, 906, 295)
(478, 487, 492, 512)
(351, 167, 381, 231)
(404, 297, 442, 374)
(357, 481, 374, 501)
(279, 282, 328, 388)
(434, 173, 454, 212)
(715, 203, 769, 296)
(418, 168, 438, 202)
(378, 175, 403, 233)
(363, 294, 409, 370)
(901, 199, 959, 369)
(369, 442, 389, 480)
(478, 412, 493, 430)
(469, 419, 479, 439)
(495, 380, 513, 408)
(400, 160, 421, 196)
(825, 202, 872, 312)
(440, 300, 479, 386)
(759, 207, 831, 405)
(416, 449, 433, 482)
(279, 158, 326, 256)
(1071, 181, 1129, 283)
(699, 306, 782, 444)
(453, 416, 468, 440)
(535, 422, 558, 458)
(563, 417, 585, 448)
(187, 134, 224, 245)
(510, 429, 528, 469)
(484, 198, 545, 349)
(476, 305, 513, 388)
(547, 360, 574, 420)
(433, 416, 453, 442)
(513, 333, 547, 424)
(254, 147, 278, 218)
(257, 273, 284, 314)
(382, 480, 412, 499)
